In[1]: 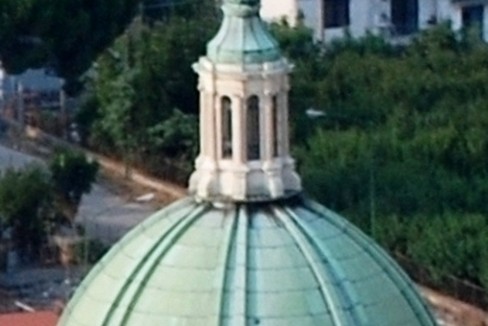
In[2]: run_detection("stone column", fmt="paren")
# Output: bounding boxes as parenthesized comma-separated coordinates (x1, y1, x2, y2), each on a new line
(263, 92, 274, 162)
(232, 95, 245, 164)
(215, 94, 223, 160)
(274, 94, 282, 157)
(198, 88, 207, 156)
(207, 92, 217, 161)
(281, 91, 290, 156)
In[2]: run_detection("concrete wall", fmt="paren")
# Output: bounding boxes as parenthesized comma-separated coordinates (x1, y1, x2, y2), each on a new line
(349, 0, 373, 38)
(260, 0, 299, 25)
(418, 0, 437, 29)
(440, 0, 488, 41)
(298, 0, 320, 38)
(298, 0, 378, 42)
(262, 0, 488, 42)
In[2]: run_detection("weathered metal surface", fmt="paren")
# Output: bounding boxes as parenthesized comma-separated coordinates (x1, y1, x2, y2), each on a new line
(59, 196, 437, 326)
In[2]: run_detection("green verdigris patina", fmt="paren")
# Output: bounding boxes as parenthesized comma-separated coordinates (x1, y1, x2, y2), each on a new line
(58, 196, 437, 325)
(58, 0, 438, 324)
(207, 0, 281, 64)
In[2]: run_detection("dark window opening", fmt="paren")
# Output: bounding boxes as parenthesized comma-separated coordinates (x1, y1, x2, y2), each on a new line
(462, 5, 484, 39)
(323, 0, 350, 28)
(247, 95, 260, 160)
(391, 0, 418, 35)
(221, 96, 233, 159)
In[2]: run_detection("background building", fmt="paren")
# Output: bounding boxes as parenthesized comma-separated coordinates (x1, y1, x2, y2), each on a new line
(0, 65, 65, 127)
(262, 0, 488, 42)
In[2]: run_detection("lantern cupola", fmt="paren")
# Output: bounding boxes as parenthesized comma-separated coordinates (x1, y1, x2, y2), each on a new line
(189, 0, 301, 202)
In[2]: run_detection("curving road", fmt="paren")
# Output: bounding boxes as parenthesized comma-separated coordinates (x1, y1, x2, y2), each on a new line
(0, 144, 479, 325)
(0, 144, 156, 243)
(0, 145, 39, 170)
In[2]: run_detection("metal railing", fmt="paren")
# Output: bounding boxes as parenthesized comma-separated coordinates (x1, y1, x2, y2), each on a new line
(394, 252, 488, 309)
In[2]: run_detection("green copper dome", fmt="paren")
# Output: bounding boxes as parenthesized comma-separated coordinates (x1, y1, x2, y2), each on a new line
(206, 0, 281, 64)
(59, 196, 436, 326)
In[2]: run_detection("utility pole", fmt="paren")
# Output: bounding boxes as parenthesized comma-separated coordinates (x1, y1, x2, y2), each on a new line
(319, 0, 325, 42)
(369, 165, 376, 237)
(60, 88, 67, 139)
(16, 83, 24, 131)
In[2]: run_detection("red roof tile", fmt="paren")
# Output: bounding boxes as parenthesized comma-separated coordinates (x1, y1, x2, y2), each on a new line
(0, 311, 58, 326)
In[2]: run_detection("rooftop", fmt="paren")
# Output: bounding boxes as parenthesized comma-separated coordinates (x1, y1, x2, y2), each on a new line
(0, 311, 58, 326)
(59, 196, 436, 325)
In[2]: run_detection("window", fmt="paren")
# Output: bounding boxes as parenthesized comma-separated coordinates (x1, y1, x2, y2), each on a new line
(391, 0, 418, 35)
(462, 5, 484, 39)
(221, 96, 233, 159)
(247, 95, 260, 160)
(323, 0, 350, 28)
(272, 96, 279, 157)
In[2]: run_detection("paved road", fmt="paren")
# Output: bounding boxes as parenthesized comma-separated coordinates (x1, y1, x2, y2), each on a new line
(0, 145, 39, 170)
(0, 144, 157, 243)
(77, 185, 156, 243)
(0, 145, 475, 325)
(0, 143, 161, 310)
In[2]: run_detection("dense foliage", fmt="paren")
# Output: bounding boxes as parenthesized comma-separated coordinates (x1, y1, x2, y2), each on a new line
(0, 0, 140, 87)
(0, 150, 98, 262)
(74, 10, 488, 291)
(281, 24, 488, 289)
(77, 0, 216, 181)
(0, 164, 52, 260)
(49, 148, 99, 221)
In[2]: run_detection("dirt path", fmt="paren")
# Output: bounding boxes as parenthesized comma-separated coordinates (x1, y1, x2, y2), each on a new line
(92, 153, 186, 206)
(422, 287, 488, 326)
(1, 125, 486, 323)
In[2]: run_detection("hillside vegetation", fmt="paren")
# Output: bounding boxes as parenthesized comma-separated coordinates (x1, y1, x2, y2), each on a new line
(281, 24, 488, 290)
(75, 10, 488, 293)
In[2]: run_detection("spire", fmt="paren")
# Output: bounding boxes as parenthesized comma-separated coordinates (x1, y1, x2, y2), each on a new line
(189, 0, 301, 202)
(207, 0, 281, 64)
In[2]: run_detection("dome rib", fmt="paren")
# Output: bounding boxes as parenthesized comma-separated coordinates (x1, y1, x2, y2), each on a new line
(240, 206, 251, 324)
(225, 205, 251, 324)
(215, 206, 240, 325)
(223, 204, 269, 324)
(60, 197, 437, 326)
(302, 198, 437, 325)
(59, 198, 200, 326)
(275, 205, 365, 326)
(212, 17, 232, 62)
(102, 203, 211, 326)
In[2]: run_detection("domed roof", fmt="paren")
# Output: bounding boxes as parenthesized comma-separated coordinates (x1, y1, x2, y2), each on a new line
(59, 196, 436, 326)
(206, 0, 281, 64)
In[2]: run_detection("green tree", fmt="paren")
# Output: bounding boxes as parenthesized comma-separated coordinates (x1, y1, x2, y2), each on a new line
(49, 149, 99, 222)
(80, 2, 217, 176)
(0, 164, 53, 260)
(148, 108, 198, 158)
(406, 213, 488, 285)
(282, 23, 488, 289)
(0, 0, 139, 91)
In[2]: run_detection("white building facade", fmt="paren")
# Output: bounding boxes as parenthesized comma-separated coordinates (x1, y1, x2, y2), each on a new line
(262, 0, 488, 42)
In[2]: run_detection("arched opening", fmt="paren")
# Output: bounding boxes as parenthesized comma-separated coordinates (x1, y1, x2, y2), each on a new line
(272, 96, 279, 157)
(247, 95, 260, 160)
(221, 96, 232, 159)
